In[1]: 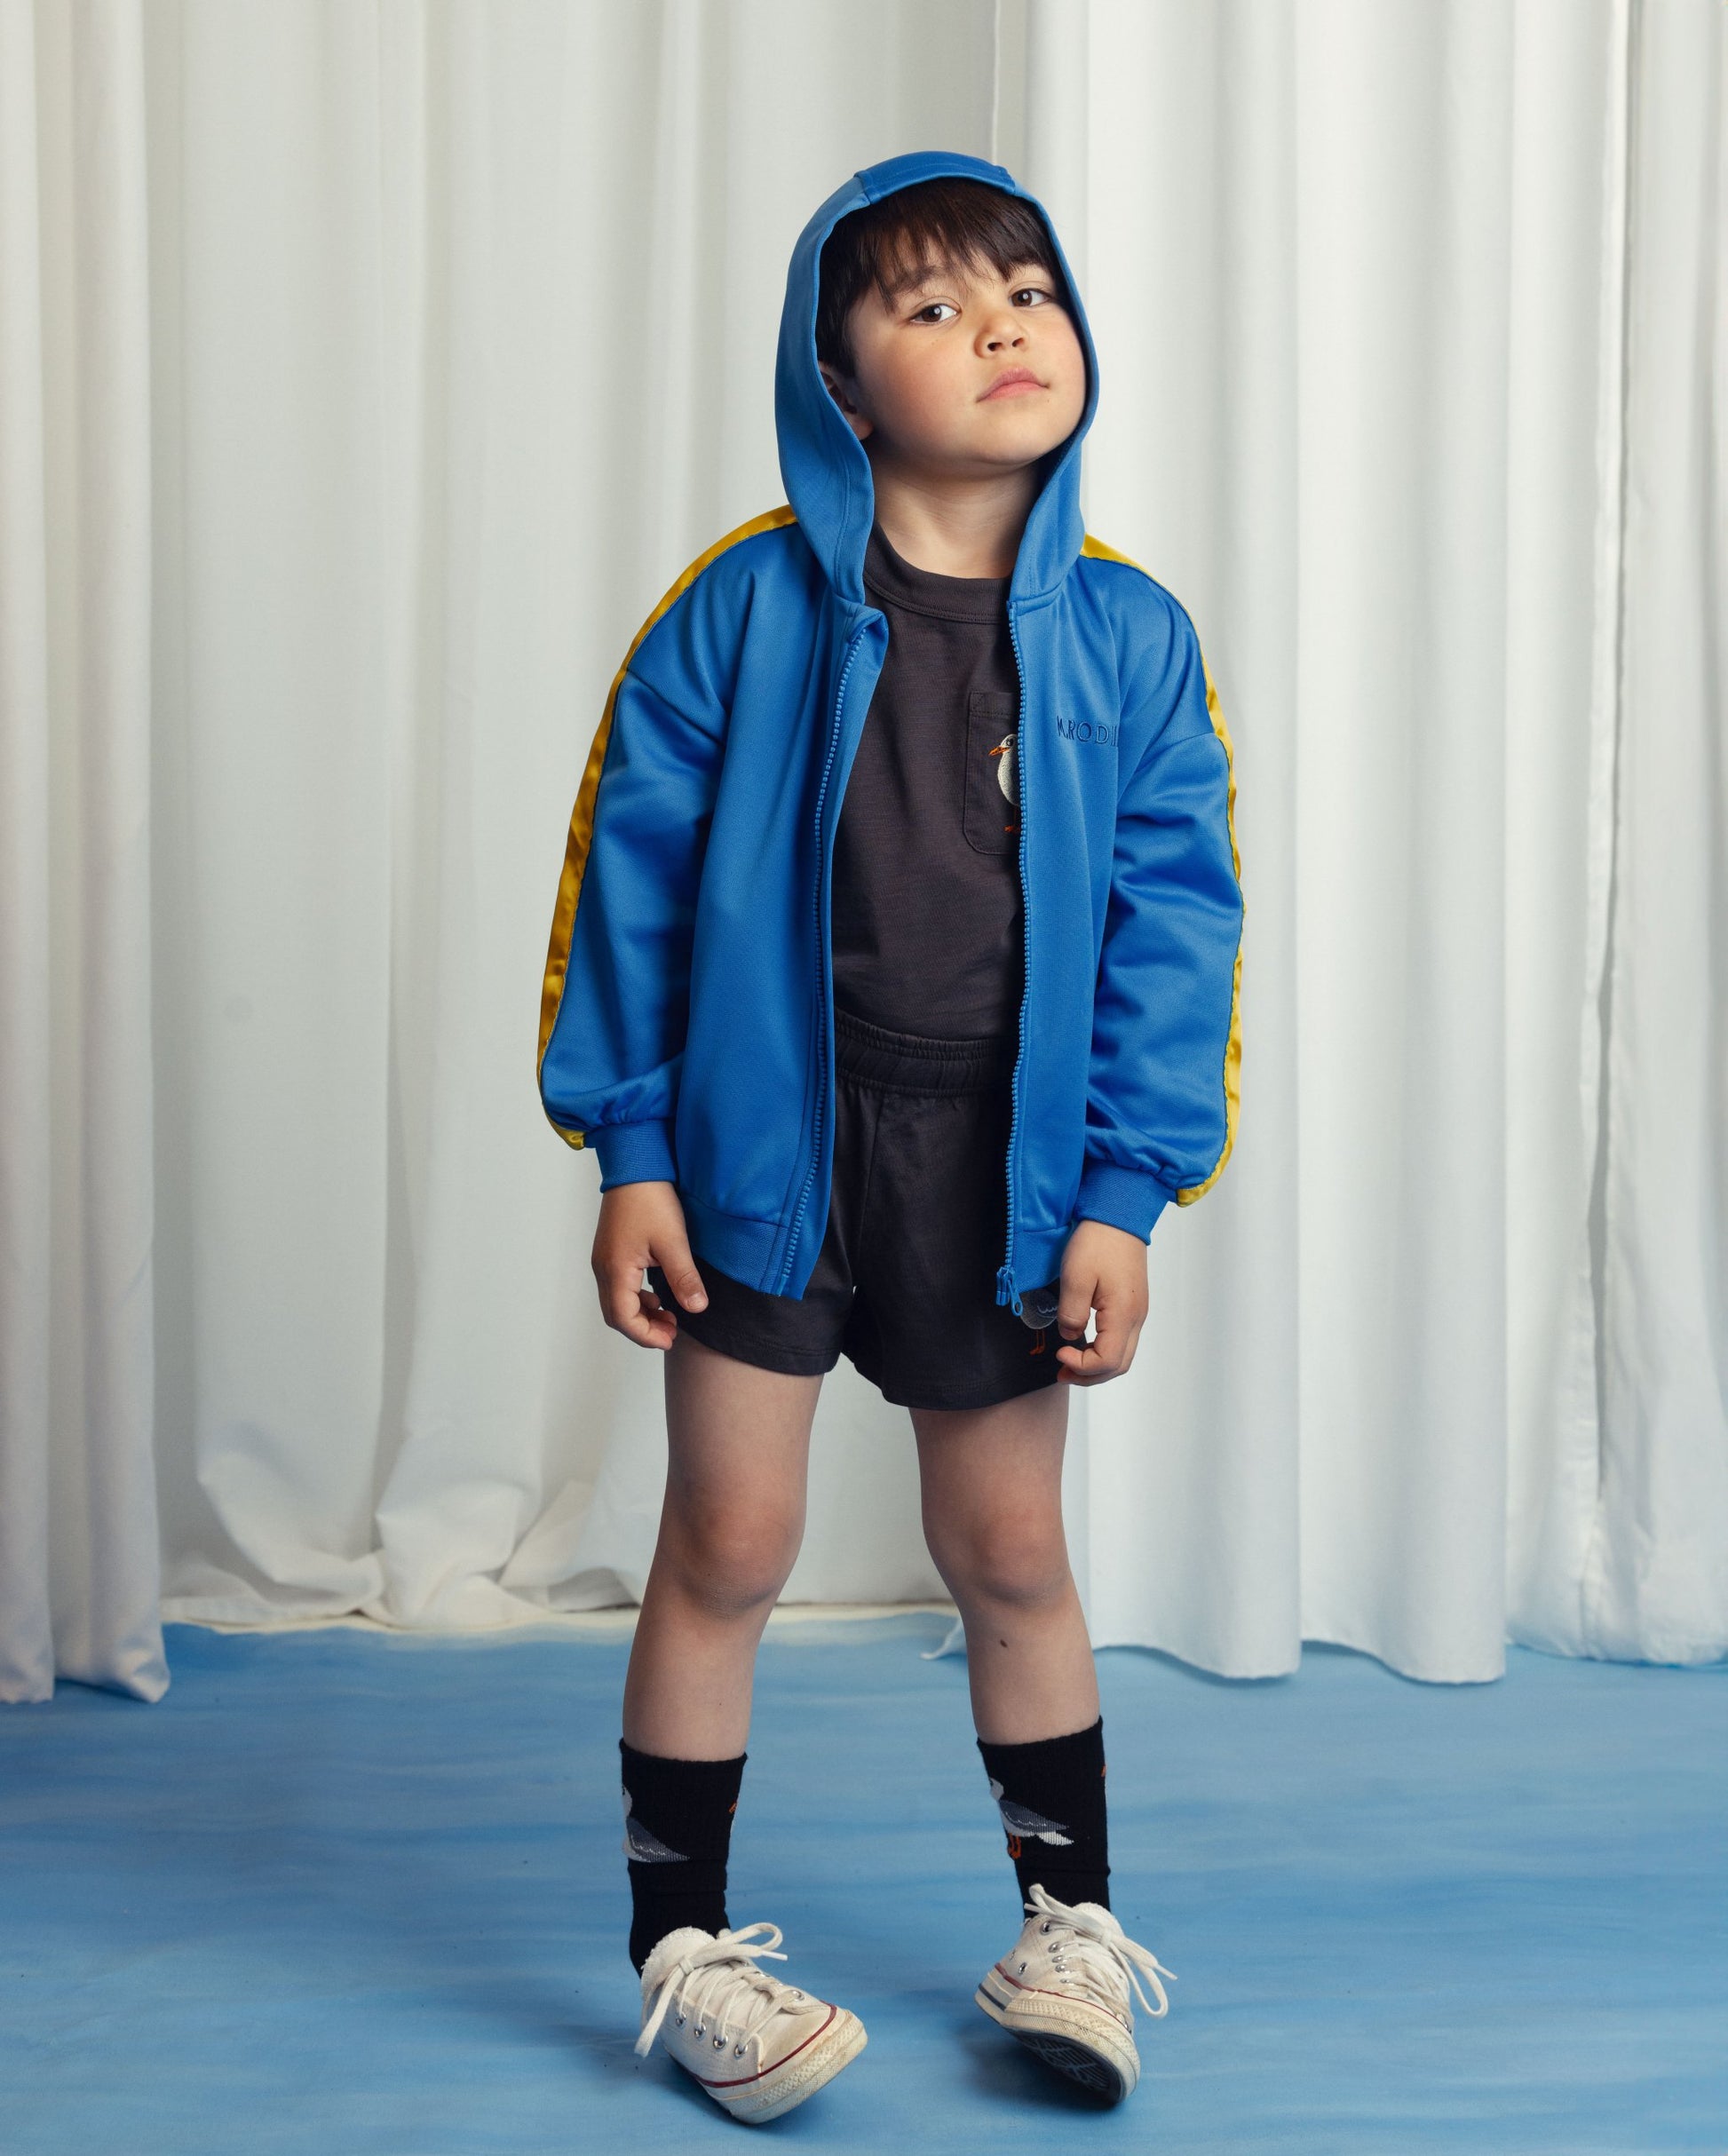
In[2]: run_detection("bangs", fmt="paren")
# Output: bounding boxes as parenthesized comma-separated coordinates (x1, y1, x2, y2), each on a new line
(815, 178, 1062, 373)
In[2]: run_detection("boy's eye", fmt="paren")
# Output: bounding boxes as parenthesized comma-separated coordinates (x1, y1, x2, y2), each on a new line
(904, 284, 1055, 324)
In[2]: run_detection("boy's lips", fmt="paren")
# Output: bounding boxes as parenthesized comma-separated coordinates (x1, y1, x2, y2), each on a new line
(979, 367, 1045, 400)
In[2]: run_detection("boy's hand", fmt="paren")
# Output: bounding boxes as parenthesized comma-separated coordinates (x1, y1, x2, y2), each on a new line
(591, 1181, 709, 1351)
(1053, 1219, 1150, 1384)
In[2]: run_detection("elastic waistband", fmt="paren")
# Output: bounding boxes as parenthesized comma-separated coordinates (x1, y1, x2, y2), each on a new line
(834, 1004, 1013, 1096)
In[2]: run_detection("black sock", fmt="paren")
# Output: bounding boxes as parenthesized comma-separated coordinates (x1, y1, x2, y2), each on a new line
(977, 1716, 1110, 1914)
(619, 1739, 746, 1972)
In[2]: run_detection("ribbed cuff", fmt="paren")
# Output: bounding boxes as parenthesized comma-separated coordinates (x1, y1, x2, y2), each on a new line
(591, 1118, 678, 1190)
(1074, 1158, 1172, 1243)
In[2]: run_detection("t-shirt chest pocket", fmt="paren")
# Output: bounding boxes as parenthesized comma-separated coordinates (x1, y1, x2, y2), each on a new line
(962, 689, 1020, 857)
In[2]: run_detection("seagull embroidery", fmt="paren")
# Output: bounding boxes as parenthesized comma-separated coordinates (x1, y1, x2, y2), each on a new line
(988, 1777, 1074, 1845)
(622, 1789, 688, 1864)
(989, 733, 1018, 805)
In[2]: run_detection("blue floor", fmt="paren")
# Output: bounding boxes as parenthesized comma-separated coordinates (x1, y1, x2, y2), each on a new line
(3, 1616, 1723, 2154)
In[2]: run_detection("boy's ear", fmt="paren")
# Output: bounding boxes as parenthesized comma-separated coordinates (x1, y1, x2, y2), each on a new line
(818, 363, 873, 443)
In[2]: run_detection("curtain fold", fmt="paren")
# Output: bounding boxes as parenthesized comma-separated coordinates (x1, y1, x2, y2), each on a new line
(1585, 0, 1728, 1658)
(0, 0, 165, 1703)
(1, 0, 1721, 1699)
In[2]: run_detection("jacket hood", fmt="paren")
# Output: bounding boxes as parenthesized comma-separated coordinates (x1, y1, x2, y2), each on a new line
(773, 150, 1099, 613)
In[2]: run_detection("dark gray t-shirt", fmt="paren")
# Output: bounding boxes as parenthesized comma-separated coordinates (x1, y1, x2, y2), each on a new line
(829, 522, 1025, 1040)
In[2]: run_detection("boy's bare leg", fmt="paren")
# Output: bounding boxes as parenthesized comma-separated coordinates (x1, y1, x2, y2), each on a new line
(911, 1383, 1099, 1743)
(622, 1330, 823, 1760)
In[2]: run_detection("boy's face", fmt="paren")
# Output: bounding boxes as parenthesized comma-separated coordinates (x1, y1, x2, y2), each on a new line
(820, 250, 1086, 482)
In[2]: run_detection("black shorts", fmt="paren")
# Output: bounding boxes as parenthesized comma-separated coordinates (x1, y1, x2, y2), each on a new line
(648, 1006, 1066, 1412)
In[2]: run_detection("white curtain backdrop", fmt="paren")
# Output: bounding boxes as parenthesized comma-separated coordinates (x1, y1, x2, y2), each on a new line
(2, 0, 1722, 1704)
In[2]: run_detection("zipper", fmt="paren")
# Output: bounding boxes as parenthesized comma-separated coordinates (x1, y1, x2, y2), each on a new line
(995, 604, 1030, 1316)
(776, 627, 867, 1294)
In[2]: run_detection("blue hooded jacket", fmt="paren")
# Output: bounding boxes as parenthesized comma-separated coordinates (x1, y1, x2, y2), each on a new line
(536, 150, 1242, 1315)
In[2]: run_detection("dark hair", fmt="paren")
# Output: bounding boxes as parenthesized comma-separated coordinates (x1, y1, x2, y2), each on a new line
(814, 177, 1063, 377)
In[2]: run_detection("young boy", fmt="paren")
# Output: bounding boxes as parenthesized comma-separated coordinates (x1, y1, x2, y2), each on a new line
(537, 150, 1241, 2121)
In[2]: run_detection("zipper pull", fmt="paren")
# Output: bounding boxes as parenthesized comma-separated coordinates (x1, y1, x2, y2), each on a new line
(995, 1262, 1023, 1316)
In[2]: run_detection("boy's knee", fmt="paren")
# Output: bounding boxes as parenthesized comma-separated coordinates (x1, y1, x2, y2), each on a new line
(663, 1490, 803, 1617)
(928, 1502, 1071, 1614)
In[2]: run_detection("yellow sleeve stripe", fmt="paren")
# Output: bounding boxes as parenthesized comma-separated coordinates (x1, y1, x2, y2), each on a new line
(536, 503, 799, 1147)
(1080, 535, 1243, 1206)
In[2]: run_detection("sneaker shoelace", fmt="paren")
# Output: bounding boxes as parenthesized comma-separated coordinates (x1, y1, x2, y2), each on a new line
(636, 1922, 798, 2060)
(1024, 1882, 1178, 2020)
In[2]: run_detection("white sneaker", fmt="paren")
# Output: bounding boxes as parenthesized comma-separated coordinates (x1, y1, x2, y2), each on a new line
(635, 1921, 867, 2124)
(975, 1882, 1177, 2102)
